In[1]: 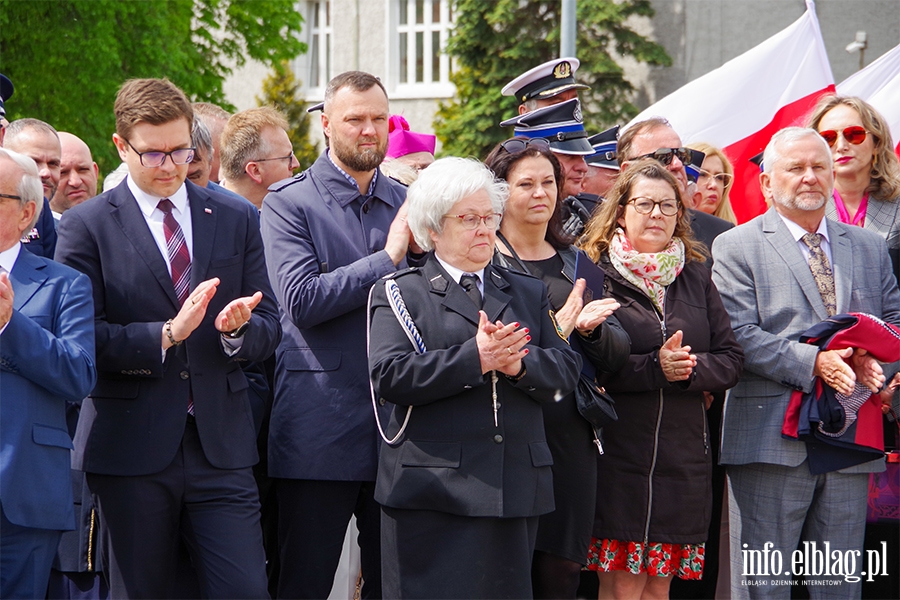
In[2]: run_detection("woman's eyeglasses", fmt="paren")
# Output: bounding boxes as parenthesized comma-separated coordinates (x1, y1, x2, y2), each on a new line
(636, 147, 692, 167)
(500, 137, 551, 154)
(697, 169, 734, 188)
(818, 126, 868, 147)
(626, 197, 680, 216)
(444, 213, 502, 230)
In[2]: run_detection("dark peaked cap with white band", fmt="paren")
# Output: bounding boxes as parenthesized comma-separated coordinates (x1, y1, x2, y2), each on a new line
(585, 125, 620, 170)
(500, 98, 593, 155)
(501, 57, 590, 103)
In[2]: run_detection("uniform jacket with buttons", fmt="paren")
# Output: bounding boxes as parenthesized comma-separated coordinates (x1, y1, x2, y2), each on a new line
(261, 152, 417, 481)
(369, 256, 581, 517)
(55, 180, 282, 476)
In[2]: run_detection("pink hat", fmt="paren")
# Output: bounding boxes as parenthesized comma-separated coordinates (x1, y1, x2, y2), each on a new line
(386, 115, 436, 159)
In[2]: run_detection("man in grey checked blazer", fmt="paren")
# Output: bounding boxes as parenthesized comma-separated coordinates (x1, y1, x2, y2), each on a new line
(711, 127, 900, 599)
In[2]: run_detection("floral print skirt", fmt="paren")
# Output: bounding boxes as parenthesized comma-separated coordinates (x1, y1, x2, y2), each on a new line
(585, 537, 705, 580)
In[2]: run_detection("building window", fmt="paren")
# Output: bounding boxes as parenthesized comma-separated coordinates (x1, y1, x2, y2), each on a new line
(307, 0, 332, 93)
(390, 0, 454, 98)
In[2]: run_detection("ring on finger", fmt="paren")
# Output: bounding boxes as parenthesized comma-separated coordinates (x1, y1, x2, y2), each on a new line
(507, 347, 513, 355)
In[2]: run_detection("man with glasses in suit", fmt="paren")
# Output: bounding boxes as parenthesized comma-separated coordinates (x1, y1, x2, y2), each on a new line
(55, 78, 281, 599)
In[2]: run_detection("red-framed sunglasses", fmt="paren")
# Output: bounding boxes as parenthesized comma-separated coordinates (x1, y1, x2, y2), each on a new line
(818, 126, 868, 147)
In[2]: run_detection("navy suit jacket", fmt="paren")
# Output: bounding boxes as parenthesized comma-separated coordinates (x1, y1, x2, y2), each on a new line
(55, 180, 281, 476)
(0, 247, 96, 530)
(261, 152, 410, 481)
(20, 197, 57, 259)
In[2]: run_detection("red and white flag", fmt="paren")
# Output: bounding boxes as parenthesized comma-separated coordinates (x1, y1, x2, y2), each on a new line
(837, 43, 900, 155)
(626, 0, 834, 223)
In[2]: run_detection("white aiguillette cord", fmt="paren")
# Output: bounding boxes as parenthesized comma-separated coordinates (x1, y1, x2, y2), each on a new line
(367, 278, 499, 446)
(367, 278, 418, 445)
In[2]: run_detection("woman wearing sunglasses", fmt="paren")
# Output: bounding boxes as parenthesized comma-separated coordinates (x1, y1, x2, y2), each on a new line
(687, 143, 738, 225)
(484, 138, 630, 599)
(807, 95, 900, 276)
(579, 159, 743, 600)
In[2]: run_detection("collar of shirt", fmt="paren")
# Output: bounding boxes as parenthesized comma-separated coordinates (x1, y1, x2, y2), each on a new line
(435, 255, 485, 296)
(778, 212, 833, 265)
(326, 148, 379, 197)
(127, 176, 189, 219)
(0, 242, 22, 274)
(126, 175, 193, 271)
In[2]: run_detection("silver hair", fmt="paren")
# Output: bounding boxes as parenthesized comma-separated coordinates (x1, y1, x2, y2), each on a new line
(762, 127, 832, 174)
(407, 157, 508, 252)
(191, 117, 213, 156)
(0, 147, 44, 229)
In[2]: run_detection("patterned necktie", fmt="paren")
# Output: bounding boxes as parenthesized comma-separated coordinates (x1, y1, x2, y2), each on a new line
(460, 273, 482, 308)
(157, 199, 194, 415)
(801, 233, 836, 316)
(157, 199, 192, 306)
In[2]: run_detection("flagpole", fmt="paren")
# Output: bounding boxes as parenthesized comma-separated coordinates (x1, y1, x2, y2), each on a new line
(561, 0, 576, 58)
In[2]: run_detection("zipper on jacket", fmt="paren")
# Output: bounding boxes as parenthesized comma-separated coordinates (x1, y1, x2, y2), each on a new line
(644, 313, 666, 545)
(702, 402, 709, 455)
(87, 508, 96, 571)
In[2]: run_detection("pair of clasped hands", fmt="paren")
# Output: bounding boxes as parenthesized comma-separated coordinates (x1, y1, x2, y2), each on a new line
(815, 347, 898, 414)
(161, 277, 262, 349)
(475, 278, 621, 376)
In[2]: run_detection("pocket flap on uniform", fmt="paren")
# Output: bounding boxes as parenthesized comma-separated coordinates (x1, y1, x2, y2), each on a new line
(227, 368, 249, 392)
(209, 254, 241, 269)
(283, 348, 342, 372)
(529, 441, 554, 467)
(33, 424, 74, 449)
(400, 441, 461, 468)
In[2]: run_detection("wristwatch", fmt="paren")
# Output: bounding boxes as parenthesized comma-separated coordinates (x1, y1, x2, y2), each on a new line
(225, 321, 250, 339)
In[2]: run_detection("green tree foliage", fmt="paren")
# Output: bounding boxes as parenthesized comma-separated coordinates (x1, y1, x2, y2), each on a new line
(257, 62, 320, 171)
(0, 0, 305, 174)
(435, 0, 671, 159)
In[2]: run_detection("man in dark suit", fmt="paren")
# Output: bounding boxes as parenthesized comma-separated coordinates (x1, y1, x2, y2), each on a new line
(261, 71, 418, 599)
(0, 148, 96, 599)
(55, 78, 281, 599)
(617, 117, 733, 253)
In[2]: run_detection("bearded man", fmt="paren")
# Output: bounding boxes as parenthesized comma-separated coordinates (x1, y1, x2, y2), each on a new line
(260, 71, 422, 599)
(711, 127, 900, 598)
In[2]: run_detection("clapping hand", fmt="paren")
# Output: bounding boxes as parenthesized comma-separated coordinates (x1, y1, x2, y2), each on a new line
(659, 330, 696, 382)
(476, 311, 530, 376)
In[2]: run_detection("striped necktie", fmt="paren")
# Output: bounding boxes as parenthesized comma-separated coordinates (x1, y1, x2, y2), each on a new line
(157, 199, 191, 306)
(157, 199, 194, 415)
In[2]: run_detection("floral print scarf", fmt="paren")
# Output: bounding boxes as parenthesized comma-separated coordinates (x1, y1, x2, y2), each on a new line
(608, 227, 685, 315)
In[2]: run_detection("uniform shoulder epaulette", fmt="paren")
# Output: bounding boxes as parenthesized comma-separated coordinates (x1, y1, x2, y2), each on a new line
(381, 266, 419, 280)
(268, 170, 308, 192)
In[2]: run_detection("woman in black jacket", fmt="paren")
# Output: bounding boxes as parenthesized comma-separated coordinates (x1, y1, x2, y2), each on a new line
(368, 157, 582, 599)
(484, 139, 630, 599)
(579, 160, 743, 599)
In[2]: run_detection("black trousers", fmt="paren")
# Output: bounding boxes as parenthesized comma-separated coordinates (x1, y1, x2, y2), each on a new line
(88, 419, 269, 599)
(275, 479, 381, 599)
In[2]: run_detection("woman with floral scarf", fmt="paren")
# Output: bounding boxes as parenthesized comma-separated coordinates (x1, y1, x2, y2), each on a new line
(579, 160, 743, 600)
